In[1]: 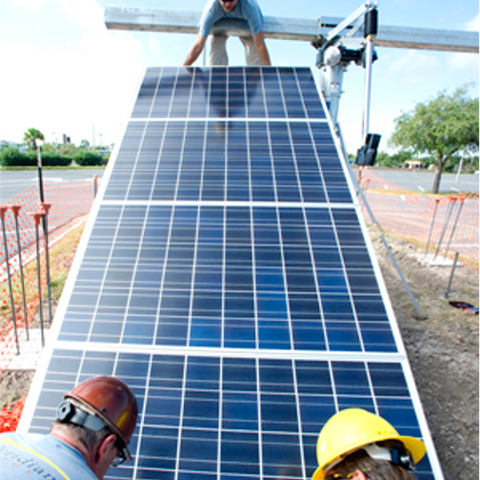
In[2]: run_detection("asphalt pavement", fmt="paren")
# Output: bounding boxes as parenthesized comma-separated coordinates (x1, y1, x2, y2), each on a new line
(367, 169, 479, 194)
(0, 169, 104, 204)
(0, 168, 477, 205)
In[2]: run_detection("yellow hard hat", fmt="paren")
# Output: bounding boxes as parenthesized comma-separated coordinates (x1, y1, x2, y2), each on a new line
(312, 408, 426, 480)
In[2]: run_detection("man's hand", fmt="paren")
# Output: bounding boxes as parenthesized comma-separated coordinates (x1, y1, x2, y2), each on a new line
(184, 34, 207, 66)
(252, 31, 271, 66)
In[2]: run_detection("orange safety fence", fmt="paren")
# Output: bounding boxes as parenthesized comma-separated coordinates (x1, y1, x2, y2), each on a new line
(0, 395, 27, 433)
(357, 169, 479, 269)
(1, 180, 98, 376)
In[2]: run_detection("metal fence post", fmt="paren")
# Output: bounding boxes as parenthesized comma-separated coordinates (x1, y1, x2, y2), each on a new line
(425, 198, 441, 257)
(29, 211, 46, 348)
(0, 205, 20, 354)
(443, 196, 466, 261)
(433, 196, 457, 261)
(40, 203, 53, 326)
(9, 205, 29, 341)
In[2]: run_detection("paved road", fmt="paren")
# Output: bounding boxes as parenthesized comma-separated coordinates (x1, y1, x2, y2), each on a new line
(0, 169, 104, 204)
(1, 168, 477, 204)
(369, 170, 478, 194)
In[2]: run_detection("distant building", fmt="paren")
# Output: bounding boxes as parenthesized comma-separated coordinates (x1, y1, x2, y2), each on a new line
(404, 160, 421, 169)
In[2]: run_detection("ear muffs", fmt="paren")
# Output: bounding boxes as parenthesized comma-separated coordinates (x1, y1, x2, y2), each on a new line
(57, 400, 75, 421)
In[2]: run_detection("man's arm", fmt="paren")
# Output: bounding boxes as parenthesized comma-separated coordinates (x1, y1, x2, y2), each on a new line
(252, 31, 271, 66)
(183, 34, 208, 66)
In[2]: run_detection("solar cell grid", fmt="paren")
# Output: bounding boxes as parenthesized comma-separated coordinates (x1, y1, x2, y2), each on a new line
(28, 349, 435, 480)
(131, 67, 325, 120)
(104, 120, 348, 203)
(58, 204, 393, 352)
(21, 66, 442, 480)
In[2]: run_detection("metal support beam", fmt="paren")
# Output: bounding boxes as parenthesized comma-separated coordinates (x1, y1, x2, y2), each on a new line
(105, 7, 479, 54)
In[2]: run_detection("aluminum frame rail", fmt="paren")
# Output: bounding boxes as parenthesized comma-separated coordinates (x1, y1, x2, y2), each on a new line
(104, 7, 479, 53)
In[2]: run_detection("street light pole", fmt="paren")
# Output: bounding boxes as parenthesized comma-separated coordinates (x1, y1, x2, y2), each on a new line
(36, 141, 53, 326)
(36, 141, 45, 204)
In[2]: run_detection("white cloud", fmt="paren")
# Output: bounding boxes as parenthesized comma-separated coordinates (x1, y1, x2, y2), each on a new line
(1, 0, 147, 145)
(59, 0, 104, 31)
(448, 52, 479, 79)
(384, 49, 440, 86)
(7, 0, 52, 13)
(464, 13, 479, 31)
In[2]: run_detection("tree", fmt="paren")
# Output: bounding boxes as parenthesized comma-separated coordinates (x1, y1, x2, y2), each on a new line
(389, 86, 479, 193)
(23, 128, 45, 150)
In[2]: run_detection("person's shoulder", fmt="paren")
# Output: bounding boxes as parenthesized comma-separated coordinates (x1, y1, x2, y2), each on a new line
(0, 431, 40, 442)
(241, 0, 262, 10)
(0, 432, 49, 450)
(239, 0, 263, 20)
(203, 0, 222, 14)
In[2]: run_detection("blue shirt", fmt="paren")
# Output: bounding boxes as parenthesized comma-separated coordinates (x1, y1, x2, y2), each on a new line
(0, 432, 98, 480)
(198, 0, 264, 37)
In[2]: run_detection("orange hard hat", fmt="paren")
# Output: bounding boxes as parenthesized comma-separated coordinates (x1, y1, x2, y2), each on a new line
(64, 376, 138, 460)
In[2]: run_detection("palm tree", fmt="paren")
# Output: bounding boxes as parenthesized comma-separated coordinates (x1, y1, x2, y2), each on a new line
(23, 128, 45, 150)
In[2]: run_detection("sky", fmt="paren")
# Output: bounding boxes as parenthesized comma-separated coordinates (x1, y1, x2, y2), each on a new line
(1, 0, 478, 154)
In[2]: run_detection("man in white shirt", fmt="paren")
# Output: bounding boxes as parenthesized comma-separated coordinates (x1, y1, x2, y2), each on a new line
(184, 0, 271, 66)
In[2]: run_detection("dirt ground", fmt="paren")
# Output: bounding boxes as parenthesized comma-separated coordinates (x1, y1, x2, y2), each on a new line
(370, 228, 479, 480)
(1, 229, 478, 479)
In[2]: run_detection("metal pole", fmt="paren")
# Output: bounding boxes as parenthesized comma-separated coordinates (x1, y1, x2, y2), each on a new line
(444, 252, 460, 299)
(37, 145, 45, 205)
(40, 203, 53, 326)
(360, 192, 427, 318)
(443, 196, 466, 261)
(320, 63, 346, 126)
(433, 196, 457, 260)
(93, 174, 98, 197)
(425, 198, 441, 257)
(362, 34, 374, 141)
(36, 145, 53, 325)
(0, 206, 20, 354)
(30, 212, 45, 348)
(9, 205, 29, 341)
(362, 6, 377, 142)
(336, 127, 427, 319)
(455, 157, 464, 183)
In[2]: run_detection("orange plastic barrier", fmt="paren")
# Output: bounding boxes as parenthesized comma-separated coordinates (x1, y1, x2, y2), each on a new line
(1, 180, 97, 376)
(0, 395, 27, 433)
(358, 170, 479, 269)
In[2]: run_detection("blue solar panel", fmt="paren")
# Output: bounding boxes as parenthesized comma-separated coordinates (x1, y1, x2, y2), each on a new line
(60, 204, 394, 352)
(28, 350, 435, 480)
(21, 67, 443, 480)
(104, 121, 348, 203)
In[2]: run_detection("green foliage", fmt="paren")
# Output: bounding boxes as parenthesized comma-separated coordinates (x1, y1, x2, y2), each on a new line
(23, 128, 45, 150)
(389, 86, 479, 193)
(375, 151, 392, 167)
(0, 145, 73, 167)
(41, 152, 72, 167)
(390, 150, 413, 166)
(73, 149, 104, 167)
(58, 143, 77, 156)
(372, 150, 414, 168)
(2, 131, 112, 168)
(0, 146, 36, 167)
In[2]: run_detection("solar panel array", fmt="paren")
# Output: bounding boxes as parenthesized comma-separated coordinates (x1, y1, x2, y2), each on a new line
(22, 67, 443, 480)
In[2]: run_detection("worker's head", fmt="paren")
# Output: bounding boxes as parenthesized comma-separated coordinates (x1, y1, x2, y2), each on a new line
(219, 0, 238, 13)
(54, 376, 138, 476)
(312, 408, 426, 480)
